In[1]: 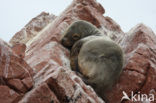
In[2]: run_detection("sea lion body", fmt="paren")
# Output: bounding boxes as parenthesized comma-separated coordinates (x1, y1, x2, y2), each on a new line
(78, 36, 123, 94)
(70, 35, 111, 72)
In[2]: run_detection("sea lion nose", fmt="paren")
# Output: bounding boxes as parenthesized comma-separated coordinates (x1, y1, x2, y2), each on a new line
(61, 38, 66, 44)
(61, 38, 69, 46)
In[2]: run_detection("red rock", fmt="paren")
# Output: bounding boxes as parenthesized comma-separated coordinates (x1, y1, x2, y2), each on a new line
(46, 69, 103, 103)
(105, 24, 156, 103)
(0, 85, 20, 103)
(7, 79, 27, 93)
(31, 63, 103, 103)
(0, 39, 34, 102)
(12, 43, 26, 58)
(19, 83, 59, 103)
(120, 23, 156, 54)
(22, 77, 33, 90)
(0, 39, 33, 79)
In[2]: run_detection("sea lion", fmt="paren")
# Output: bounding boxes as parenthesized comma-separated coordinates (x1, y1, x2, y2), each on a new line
(61, 20, 124, 101)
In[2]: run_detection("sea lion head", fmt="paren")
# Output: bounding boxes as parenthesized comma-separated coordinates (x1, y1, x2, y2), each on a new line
(61, 20, 100, 49)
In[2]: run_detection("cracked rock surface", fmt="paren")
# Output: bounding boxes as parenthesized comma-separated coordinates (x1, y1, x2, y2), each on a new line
(0, 39, 34, 103)
(1, 0, 156, 103)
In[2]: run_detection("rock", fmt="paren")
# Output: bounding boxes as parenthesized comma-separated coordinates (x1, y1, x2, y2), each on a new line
(0, 85, 20, 103)
(46, 69, 103, 103)
(0, 39, 34, 102)
(19, 83, 59, 103)
(105, 23, 156, 103)
(11, 43, 26, 58)
(22, 77, 33, 90)
(9, 12, 57, 46)
(7, 79, 27, 93)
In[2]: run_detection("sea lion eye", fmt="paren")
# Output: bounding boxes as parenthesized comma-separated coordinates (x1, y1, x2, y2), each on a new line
(72, 33, 80, 40)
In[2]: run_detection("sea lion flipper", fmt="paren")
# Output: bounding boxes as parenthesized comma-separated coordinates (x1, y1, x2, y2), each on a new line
(70, 39, 85, 71)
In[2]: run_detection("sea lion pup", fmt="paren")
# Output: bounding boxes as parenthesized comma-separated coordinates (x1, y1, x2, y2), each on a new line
(61, 20, 124, 100)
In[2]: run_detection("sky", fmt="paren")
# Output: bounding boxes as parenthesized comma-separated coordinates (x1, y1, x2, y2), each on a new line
(0, 0, 156, 42)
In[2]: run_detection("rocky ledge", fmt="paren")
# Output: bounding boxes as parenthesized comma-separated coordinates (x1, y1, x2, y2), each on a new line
(0, 0, 155, 103)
